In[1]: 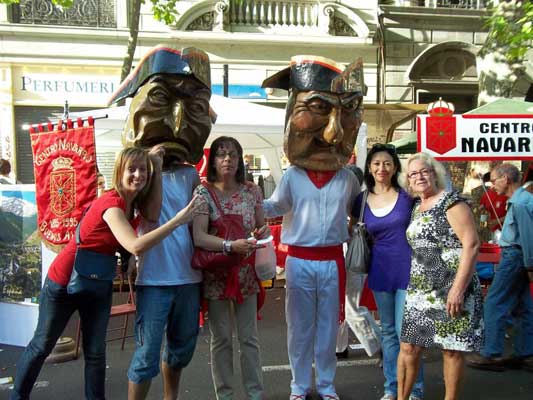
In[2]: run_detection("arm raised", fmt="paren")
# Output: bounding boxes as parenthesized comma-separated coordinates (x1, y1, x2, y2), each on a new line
(104, 195, 204, 256)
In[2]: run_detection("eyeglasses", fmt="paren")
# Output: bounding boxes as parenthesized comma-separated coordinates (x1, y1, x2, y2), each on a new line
(407, 168, 433, 180)
(215, 151, 239, 159)
(490, 175, 504, 185)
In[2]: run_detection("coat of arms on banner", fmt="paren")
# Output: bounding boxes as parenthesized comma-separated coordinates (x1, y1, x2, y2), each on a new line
(425, 99, 456, 155)
(29, 120, 97, 250)
(50, 157, 76, 217)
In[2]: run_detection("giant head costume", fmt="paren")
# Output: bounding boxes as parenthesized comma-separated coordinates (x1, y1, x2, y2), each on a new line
(262, 56, 365, 171)
(108, 45, 214, 165)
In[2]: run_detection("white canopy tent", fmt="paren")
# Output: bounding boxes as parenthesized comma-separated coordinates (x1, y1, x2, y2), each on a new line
(72, 95, 287, 183)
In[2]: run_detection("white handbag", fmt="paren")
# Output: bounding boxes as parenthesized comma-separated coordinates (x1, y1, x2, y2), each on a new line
(254, 239, 276, 281)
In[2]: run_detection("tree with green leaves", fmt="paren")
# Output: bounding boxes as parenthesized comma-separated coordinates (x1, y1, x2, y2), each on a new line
(478, 0, 533, 105)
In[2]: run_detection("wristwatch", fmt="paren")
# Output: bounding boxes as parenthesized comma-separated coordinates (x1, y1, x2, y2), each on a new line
(223, 240, 232, 254)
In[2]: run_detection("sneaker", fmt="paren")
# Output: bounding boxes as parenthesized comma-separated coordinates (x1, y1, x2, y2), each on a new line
(409, 396, 423, 400)
(466, 353, 506, 372)
(322, 395, 340, 400)
(290, 395, 307, 400)
(380, 395, 396, 400)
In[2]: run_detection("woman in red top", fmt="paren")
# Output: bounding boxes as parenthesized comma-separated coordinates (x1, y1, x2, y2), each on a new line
(11, 146, 203, 400)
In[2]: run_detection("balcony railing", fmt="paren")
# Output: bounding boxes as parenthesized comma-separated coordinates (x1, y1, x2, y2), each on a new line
(229, 0, 320, 30)
(433, 0, 487, 8)
(394, 0, 487, 8)
(10, 0, 116, 28)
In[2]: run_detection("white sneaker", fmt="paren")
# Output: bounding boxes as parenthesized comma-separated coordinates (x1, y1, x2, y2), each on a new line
(380, 395, 396, 400)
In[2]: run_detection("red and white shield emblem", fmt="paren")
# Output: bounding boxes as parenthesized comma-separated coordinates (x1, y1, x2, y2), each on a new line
(50, 157, 76, 216)
(426, 116, 457, 155)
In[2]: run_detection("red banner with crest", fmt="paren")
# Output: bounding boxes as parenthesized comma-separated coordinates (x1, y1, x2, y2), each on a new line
(29, 119, 97, 250)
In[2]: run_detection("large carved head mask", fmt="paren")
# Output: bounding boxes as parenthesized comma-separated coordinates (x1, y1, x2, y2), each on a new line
(262, 56, 365, 171)
(108, 45, 214, 164)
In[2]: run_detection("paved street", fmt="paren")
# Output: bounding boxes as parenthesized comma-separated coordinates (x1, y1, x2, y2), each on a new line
(1, 286, 532, 400)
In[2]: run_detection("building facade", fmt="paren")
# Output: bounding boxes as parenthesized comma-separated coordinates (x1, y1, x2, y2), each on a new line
(0, 0, 530, 183)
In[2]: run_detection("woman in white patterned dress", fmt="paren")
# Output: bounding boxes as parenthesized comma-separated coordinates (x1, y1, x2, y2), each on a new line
(397, 153, 483, 400)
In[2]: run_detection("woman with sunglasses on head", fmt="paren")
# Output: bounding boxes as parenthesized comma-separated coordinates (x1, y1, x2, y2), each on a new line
(351, 143, 424, 400)
(10, 146, 204, 400)
(397, 152, 483, 400)
(192, 136, 269, 400)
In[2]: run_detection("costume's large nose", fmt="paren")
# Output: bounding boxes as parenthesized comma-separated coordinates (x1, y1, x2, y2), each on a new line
(171, 101, 184, 137)
(322, 107, 344, 144)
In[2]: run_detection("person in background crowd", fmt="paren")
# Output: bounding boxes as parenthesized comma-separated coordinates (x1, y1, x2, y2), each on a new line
(262, 55, 363, 400)
(398, 152, 483, 400)
(9, 147, 203, 400)
(193, 136, 268, 400)
(522, 163, 533, 193)
(352, 143, 424, 400)
(478, 172, 508, 232)
(336, 163, 365, 359)
(467, 163, 533, 373)
(97, 172, 106, 198)
(0, 159, 17, 184)
(105, 45, 215, 400)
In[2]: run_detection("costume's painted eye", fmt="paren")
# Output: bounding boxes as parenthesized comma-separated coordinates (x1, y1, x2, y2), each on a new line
(307, 99, 331, 115)
(343, 98, 360, 111)
(148, 87, 170, 106)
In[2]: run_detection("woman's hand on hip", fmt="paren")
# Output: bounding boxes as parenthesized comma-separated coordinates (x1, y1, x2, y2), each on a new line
(446, 286, 465, 318)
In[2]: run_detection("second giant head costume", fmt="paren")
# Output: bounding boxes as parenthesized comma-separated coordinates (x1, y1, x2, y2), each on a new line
(108, 45, 214, 165)
(262, 56, 365, 171)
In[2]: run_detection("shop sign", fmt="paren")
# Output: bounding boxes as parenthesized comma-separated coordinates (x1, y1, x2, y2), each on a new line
(13, 69, 120, 105)
(417, 99, 533, 161)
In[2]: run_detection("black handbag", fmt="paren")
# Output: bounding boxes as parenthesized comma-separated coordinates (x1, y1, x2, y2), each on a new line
(66, 211, 117, 296)
(346, 190, 372, 274)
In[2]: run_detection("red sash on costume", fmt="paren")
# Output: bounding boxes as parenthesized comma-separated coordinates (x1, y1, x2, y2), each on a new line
(287, 245, 346, 323)
(305, 170, 336, 189)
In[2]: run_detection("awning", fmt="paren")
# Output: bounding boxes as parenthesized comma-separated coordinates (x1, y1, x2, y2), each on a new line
(389, 132, 417, 154)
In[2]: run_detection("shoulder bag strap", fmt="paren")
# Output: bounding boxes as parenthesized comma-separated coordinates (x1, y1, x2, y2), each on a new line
(75, 205, 91, 246)
(202, 181, 225, 216)
(359, 190, 368, 223)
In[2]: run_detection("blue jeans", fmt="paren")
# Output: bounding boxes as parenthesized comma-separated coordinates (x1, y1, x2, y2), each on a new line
(481, 247, 533, 358)
(127, 284, 201, 384)
(373, 289, 424, 398)
(10, 277, 112, 400)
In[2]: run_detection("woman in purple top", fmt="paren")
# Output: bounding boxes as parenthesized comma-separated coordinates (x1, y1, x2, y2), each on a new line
(351, 144, 424, 400)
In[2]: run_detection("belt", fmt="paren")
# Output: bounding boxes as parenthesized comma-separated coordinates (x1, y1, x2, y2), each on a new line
(501, 244, 521, 249)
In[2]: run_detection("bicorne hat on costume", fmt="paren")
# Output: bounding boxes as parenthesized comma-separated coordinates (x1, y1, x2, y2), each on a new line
(107, 45, 211, 105)
(262, 55, 366, 95)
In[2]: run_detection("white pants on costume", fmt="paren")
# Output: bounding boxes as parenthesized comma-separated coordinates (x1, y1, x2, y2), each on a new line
(285, 255, 339, 397)
(208, 295, 264, 400)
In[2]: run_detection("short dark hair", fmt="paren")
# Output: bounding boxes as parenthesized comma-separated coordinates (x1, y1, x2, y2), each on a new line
(364, 143, 402, 193)
(206, 136, 245, 184)
(0, 159, 11, 176)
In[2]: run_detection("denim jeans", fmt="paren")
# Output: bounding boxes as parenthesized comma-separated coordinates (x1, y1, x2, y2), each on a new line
(10, 277, 112, 400)
(127, 284, 201, 384)
(481, 247, 533, 358)
(373, 289, 424, 398)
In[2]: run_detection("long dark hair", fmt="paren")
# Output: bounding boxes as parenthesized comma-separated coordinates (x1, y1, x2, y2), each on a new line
(206, 136, 245, 183)
(364, 143, 402, 193)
